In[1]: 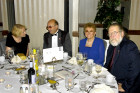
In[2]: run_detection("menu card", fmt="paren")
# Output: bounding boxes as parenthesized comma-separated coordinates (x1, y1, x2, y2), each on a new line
(43, 46, 63, 63)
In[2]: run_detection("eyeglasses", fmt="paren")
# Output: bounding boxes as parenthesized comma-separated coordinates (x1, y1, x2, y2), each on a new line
(46, 25, 55, 30)
(108, 31, 120, 37)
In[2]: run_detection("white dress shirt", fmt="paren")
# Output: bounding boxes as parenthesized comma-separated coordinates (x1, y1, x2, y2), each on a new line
(52, 31, 58, 48)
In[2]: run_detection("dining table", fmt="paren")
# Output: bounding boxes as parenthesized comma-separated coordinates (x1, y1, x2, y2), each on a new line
(0, 58, 118, 93)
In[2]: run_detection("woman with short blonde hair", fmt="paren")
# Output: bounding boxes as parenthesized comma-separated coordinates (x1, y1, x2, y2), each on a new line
(6, 24, 30, 56)
(12, 24, 26, 37)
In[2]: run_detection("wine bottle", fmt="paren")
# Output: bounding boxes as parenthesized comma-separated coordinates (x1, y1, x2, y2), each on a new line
(33, 49, 39, 84)
(28, 61, 36, 84)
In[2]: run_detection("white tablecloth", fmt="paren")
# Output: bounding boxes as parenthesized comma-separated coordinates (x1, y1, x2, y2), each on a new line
(0, 61, 118, 93)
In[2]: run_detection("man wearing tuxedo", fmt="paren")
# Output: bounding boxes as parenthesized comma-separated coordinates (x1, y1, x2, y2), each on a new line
(43, 19, 72, 56)
(104, 23, 140, 93)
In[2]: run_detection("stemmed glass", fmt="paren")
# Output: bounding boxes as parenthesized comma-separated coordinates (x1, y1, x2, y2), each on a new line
(7, 50, 14, 63)
(65, 74, 74, 92)
(76, 53, 84, 66)
(95, 64, 102, 81)
(76, 53, 85, 79)
(82, 53, 87, 61)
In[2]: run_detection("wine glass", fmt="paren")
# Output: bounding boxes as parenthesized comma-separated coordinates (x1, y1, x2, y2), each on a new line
(65, 74, 74, 92)
(7, 49, 14, 62)
(82, 53, 87, 61)
(76, 53, 84, 66)
(76, 53, 86, 79)
(95, 64, 102, 80)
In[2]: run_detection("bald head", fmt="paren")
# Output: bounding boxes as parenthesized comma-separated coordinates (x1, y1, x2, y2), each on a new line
(46, 19, 59, 34)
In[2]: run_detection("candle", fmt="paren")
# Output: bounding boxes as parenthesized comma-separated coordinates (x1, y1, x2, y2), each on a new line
(5, 84, 12, 89)
(0, 78, 5, 83)
(5, 71, 11, 76)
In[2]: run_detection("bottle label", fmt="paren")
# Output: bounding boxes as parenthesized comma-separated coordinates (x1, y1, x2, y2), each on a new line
(31, 75, 36, 84)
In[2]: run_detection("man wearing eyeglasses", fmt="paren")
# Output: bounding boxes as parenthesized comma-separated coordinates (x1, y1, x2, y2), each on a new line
(43, 19, 72, 56)
(104, 23, 140, 93)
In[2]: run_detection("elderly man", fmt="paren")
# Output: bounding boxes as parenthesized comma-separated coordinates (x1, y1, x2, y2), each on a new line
(43, 19, 72, 56)
(104, 23, 140, 93)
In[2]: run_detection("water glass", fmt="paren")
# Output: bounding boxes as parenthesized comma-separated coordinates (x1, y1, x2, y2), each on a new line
(63, 52, 68, 63)
(79, 80, 87, 92)
(65, 74, 74, 91)
(20, 72, 27, 84)
(29, 84, 39, 93)
(7, 50, 14, 59)
(86, 59, 94, 74)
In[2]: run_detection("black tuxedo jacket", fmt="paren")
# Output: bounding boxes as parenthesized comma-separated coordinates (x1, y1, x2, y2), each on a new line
(104, 37, 140, 93)
(43, 29, 72, 56)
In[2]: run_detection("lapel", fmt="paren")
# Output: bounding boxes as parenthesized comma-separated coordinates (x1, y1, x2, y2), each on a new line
(47, 33, 52, 48)
(57, 30, 62, 47)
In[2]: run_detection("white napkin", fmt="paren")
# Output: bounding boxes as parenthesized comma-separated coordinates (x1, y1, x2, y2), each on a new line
(11, 55, 22, 64)
(91, 66, 107, 76)
(0, 56, 5, 64)
(91, 84, 115, 93)
(55, 70, 72, 79)
(68, 57, 78, 65)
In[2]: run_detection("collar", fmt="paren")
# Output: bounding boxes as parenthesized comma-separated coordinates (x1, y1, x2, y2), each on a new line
(51, 30, 58, 36)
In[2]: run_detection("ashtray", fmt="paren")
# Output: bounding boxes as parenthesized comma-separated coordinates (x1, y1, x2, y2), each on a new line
(5, 84, 12, 89)
(0, 78, 5, 83)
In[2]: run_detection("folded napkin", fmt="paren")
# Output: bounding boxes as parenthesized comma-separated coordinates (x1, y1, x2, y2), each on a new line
(0, 56, 5, 64)
(91, 66, 107, 76)
(91, 84, 114, 93)
(55, 70, 72, 79)
(11, 55, 22, 64)
(68, 57, 78, 65)
(17, 53, 27, 61)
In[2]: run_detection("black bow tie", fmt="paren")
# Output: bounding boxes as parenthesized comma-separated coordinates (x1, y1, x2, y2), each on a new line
(51, 34, 57, 36)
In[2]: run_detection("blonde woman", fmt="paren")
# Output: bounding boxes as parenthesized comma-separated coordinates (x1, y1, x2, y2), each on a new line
(6, 24, 30, 56)
(79, 23, 105, 66)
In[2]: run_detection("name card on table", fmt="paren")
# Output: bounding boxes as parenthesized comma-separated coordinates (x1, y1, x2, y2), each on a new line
(43, 46, 63, 63)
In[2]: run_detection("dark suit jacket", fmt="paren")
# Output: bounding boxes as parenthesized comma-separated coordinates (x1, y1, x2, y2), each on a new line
(104, 37, 140, 93)
(43, 29, 72, 56)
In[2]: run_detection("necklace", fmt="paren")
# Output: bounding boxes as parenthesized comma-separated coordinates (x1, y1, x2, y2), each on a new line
(85, 38, 94, 47)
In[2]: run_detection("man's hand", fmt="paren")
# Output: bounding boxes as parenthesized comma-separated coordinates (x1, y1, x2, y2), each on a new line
(118, 83, 125, 92)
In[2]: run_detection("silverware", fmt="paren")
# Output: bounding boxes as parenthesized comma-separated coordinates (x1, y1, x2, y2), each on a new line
(106, 84, 117, 89)
(55, 69, 64, 72)
(88, 83, 95, 93)
(0, 65, 4, 69)
(62, 66, 71, 71)
(74, 74, 79, 79)
(86, 86, 91, 92)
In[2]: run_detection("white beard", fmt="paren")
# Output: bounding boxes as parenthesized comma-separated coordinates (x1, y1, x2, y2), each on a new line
(110, 36, 123, 46)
